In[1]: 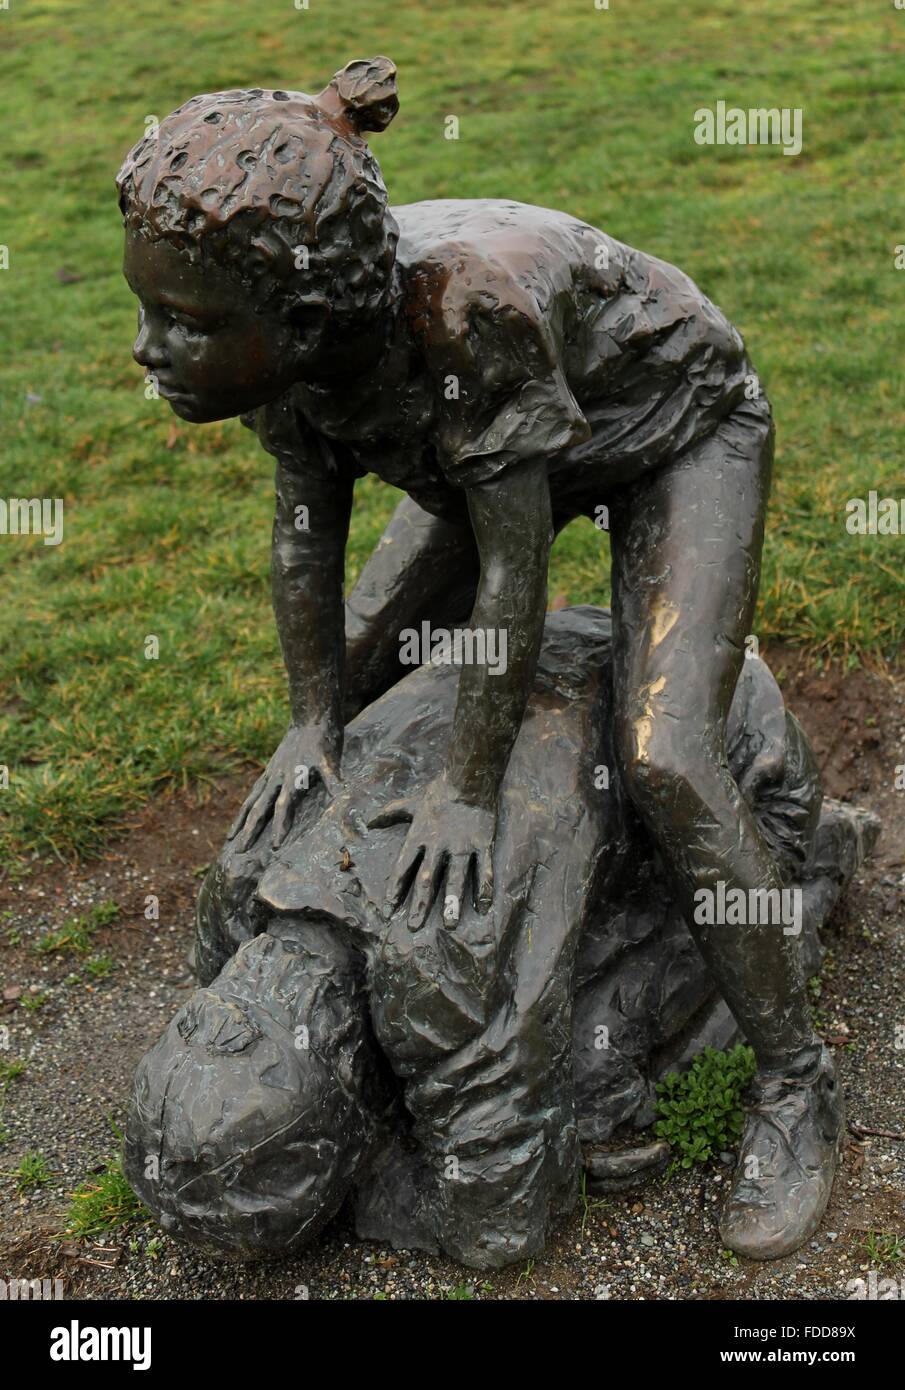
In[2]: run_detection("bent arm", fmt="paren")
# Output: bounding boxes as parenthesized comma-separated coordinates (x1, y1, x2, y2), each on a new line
(445, 458, 553, 808)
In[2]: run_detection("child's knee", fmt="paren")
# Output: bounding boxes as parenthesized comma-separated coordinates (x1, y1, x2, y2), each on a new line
(615, 706, 717, 824)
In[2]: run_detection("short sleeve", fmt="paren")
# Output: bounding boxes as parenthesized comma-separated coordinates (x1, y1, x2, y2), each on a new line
(430, 298, 591, 490)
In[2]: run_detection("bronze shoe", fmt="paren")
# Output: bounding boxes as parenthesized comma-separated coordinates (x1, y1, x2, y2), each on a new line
(719, 1043, 844, 1259)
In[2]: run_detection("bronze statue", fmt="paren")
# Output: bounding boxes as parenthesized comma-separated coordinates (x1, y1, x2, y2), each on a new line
(117, 58, 872, 1269)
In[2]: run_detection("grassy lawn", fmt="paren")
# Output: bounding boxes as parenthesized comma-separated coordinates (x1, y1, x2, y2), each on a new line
(0, 0, 902, 863)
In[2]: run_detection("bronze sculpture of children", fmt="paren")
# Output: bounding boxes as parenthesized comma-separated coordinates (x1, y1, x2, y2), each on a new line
(118, 57, 847, 1265)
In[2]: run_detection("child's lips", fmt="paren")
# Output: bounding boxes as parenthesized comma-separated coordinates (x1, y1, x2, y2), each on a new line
(156, 380, 189, 400)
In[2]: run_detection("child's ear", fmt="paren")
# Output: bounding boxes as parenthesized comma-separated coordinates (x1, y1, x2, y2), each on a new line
(287, 301, 329, 352)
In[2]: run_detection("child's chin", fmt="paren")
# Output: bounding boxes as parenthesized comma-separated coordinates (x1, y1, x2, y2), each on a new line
(168, 396, 232, 424)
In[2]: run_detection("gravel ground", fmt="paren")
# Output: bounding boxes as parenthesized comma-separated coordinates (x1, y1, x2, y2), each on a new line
(1, 658, 902, 1302)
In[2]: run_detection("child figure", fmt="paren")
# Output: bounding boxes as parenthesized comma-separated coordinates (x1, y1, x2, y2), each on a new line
(118, 57, 843, 1260)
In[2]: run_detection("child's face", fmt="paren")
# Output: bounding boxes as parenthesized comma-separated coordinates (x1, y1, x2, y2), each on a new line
(124, 229, 302, 423)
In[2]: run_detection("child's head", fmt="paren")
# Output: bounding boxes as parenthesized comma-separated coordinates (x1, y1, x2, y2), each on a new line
(118, 57, 399, 421)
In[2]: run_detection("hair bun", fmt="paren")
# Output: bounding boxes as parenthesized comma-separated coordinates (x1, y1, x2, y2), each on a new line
(322, 56, 398, 133)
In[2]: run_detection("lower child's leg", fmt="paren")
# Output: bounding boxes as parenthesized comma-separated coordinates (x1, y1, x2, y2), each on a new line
(344, 494, 580, 719)
(344, 496, 480, 719)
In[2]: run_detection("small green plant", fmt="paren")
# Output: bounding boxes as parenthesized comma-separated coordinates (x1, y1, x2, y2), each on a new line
(4, 1150, 52, 1192)
(0, 1058, 28, 1086)
(4, 926, 22, 946)
(145, 1236, 163, 1259)
(863, 1231, 904, 1269)
(446, 1282, 476, 1300)
(35, 900, 119, 957)
(579, 1167, 606, 1235)
(84, 955, 114, 979)
(64, 1152, 148, 1238)
(20, 991, 48, 1012)
(37, 922, 90, 955)
(88, 901, 120, 928)
(654, 1045, 756, 1172)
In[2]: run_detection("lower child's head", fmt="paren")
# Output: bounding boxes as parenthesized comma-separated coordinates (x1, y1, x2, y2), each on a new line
(118, 57, 399, 421)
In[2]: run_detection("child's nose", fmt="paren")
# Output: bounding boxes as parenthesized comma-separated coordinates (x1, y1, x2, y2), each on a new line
(133, 320, 168, 370)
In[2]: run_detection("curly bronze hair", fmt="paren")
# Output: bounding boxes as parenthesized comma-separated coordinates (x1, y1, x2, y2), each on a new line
(116, 58, 400, 327)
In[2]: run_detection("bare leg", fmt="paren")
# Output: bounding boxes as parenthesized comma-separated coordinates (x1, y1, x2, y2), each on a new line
(344, 494, 580, 720)
(609, 404, 813, 1065)
(608, 400, 841, 1258)
(344, 497, 480, 720)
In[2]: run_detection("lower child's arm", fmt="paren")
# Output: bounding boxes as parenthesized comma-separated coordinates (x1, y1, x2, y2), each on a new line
(228, 456, 353, 851)
(445, 458, 553, 807)
(369, 457, 553, 929)
(271, 455, 353, 735)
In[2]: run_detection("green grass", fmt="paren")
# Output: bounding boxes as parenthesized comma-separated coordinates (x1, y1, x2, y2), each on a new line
(20, 991, 47, 1012)
(862, 1231, 904, 1270)
(3, 1150, 53, 1193)
(34, 899, 119, 955)
(0, 1058, 28, 1087)
(0, 0, 902, 864)
(64, 1151, 149, 1238)
(83, 953, 115, 979)
(579, 1169, 607, 1236)
(0, 1057, 27, 1147)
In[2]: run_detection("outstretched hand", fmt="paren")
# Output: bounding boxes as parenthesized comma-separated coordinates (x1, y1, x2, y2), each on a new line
(228, 724, 342, 853)
(369, 772, 496, 931)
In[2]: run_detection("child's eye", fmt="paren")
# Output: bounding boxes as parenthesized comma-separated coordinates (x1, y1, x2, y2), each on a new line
(161, 307, 209, 332)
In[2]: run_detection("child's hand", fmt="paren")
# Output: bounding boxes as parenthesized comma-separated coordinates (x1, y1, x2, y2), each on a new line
(369, 771, 496, 931)
(228, 724, 342, 853)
